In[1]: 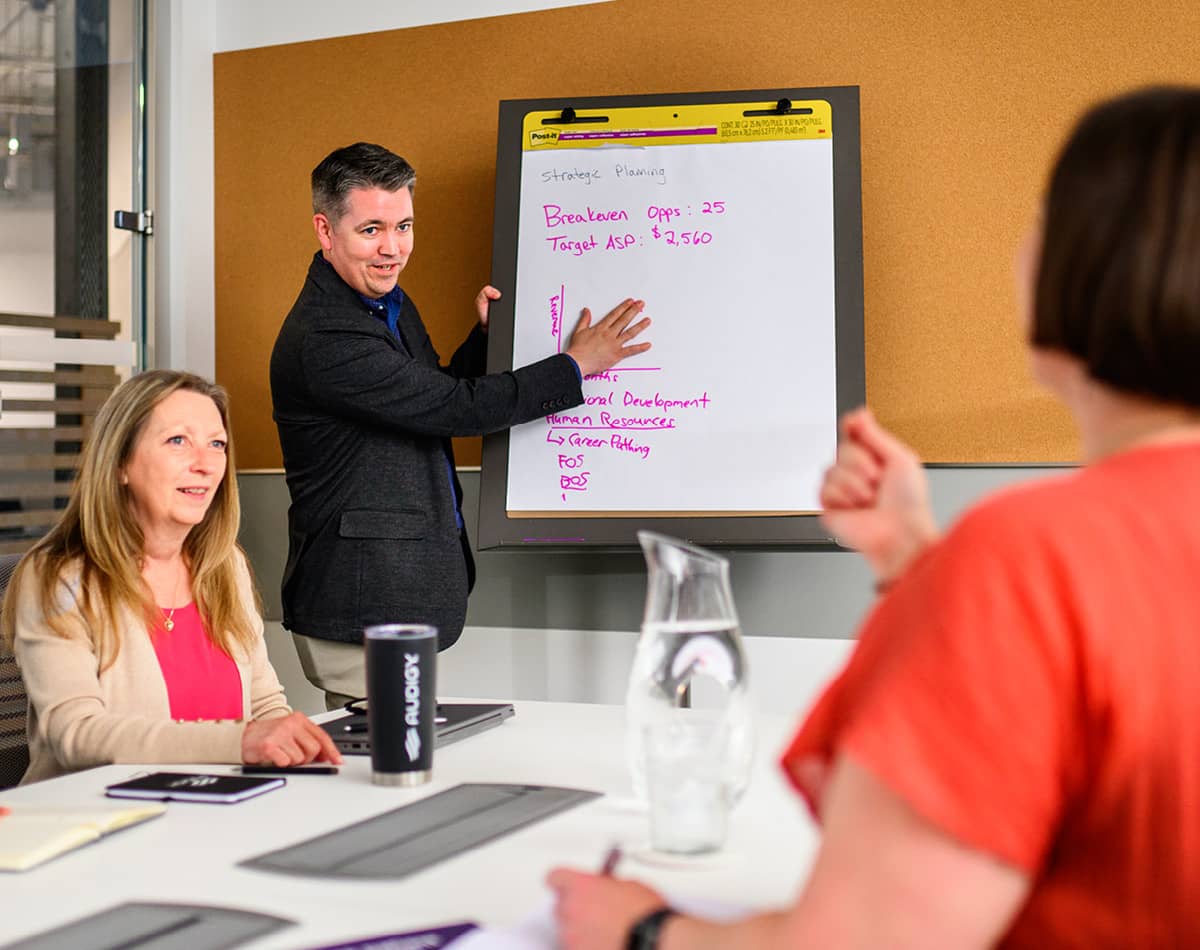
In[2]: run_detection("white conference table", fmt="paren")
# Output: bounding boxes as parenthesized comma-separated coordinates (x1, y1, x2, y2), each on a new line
(2, 643, 852, 948)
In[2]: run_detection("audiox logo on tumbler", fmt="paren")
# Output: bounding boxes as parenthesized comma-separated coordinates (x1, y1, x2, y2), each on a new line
(405, 652, 422, 759)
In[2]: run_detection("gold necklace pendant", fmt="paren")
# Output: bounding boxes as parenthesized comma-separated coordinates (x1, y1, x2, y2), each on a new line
(161, 562, 183, 633)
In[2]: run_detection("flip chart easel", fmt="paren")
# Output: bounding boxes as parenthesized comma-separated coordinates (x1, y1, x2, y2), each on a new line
(479, 88, 864, 548)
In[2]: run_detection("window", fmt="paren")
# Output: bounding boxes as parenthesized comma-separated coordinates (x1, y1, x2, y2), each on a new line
(0, 0, 147, 554)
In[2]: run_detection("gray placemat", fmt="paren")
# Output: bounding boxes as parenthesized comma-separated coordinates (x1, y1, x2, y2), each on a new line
(241, 782, 600, 879)
(2, 902, 293, 950)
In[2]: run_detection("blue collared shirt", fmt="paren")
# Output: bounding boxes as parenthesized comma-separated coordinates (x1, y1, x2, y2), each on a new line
(356, 285, 407, 343)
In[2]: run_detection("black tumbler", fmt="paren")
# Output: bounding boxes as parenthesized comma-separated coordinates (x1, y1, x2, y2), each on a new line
(364, 624, 437, 786)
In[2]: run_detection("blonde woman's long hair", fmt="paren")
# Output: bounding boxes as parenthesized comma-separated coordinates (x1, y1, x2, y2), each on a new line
(1, 370, 259, 669)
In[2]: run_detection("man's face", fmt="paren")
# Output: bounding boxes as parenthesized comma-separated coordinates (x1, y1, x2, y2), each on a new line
(314, 185, 414, 299)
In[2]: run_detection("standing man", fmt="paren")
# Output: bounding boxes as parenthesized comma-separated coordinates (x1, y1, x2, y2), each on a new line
(270, 142, 650, 709)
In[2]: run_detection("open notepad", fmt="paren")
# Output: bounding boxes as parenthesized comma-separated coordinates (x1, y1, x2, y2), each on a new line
(0, 802, 165, 872)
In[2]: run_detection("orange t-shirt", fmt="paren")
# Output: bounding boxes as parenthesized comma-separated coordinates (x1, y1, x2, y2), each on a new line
(783, 442, 1200, 945)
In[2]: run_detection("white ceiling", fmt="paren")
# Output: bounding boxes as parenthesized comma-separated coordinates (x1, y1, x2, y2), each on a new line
(212, 0, 613, 53)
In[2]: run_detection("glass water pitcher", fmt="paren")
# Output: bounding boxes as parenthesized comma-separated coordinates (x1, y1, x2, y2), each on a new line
(625, 531, 755, 802)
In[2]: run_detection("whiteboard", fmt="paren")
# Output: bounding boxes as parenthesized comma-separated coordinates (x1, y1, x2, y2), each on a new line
(480, 89, 864, 547)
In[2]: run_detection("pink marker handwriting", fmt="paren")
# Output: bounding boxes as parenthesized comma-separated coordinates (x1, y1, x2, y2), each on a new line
(547, 412, 592, 427)
(543, 204, 630, 227)
(549, 287, 563, 348)
(610, 434, 651, 458)
(599, 411, 674, 429)
(546, 233, 598, 256)
(649, 226, 713, 247)
(560, 473, 590, 492)
(623, 390, 710, 411)
(553, 431, 651, 459)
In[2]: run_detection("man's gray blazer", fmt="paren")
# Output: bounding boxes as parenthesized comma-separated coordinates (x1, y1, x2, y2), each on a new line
(270, 254, 583, 651)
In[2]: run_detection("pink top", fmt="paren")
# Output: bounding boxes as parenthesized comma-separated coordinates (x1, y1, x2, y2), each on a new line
(150, 602, 244, 721)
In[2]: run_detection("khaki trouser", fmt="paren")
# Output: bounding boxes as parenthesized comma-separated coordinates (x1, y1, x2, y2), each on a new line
(291, 633, 366, 712)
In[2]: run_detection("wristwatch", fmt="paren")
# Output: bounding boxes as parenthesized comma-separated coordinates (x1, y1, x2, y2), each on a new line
(626, 907, 679, 950)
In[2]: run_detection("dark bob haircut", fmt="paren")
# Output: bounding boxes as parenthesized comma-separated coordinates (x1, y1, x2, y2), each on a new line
(311, 142, 416, 224)
(1033, 86, 1200, 407)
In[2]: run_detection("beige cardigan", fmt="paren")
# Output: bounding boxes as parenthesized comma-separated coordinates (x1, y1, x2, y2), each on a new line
(13, 552, 291, 783)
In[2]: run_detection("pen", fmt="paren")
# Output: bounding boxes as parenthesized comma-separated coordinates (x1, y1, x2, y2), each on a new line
(600, 844, 622, 876)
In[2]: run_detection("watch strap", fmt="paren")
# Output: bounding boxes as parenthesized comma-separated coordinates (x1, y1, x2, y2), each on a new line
(626, 907, 678, 950)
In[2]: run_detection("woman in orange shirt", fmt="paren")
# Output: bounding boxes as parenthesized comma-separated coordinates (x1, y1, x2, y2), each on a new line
(550, 85, 1200, 948)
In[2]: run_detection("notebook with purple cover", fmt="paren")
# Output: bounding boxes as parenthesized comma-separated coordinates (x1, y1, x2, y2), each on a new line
(104, 772, 285, 804)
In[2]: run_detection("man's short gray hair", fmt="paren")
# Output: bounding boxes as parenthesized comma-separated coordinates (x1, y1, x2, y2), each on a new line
(311, 142, 416, 223)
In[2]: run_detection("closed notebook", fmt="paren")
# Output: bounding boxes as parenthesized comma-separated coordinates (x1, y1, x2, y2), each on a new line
(0, 802, 165, 872)
(105, 771, 285, 803)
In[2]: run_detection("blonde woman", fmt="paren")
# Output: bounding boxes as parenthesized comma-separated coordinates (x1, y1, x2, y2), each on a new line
(1, 371, 340, 783)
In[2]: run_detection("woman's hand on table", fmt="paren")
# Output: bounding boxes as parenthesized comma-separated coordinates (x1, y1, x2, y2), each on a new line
(241, 711, 343, 766)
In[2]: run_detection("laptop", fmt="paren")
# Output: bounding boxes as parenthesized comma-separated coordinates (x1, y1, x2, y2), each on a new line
(320, 702, 515, 755)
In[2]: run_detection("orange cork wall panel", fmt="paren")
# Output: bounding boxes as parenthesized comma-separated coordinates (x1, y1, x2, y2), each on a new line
(215, 0, 1200, 467)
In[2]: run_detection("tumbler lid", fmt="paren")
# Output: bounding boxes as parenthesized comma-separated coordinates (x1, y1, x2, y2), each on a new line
(364, 624, 438, 642)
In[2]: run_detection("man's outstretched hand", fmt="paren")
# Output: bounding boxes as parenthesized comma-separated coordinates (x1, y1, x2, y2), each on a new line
(564, 298, 652, 377)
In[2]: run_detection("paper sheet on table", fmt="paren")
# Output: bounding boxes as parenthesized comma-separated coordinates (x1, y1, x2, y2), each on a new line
(0, 802, 165, 872)
(451, 895, 749, 949)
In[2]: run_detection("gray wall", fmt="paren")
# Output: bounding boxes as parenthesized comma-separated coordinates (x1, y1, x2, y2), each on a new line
(238, 466, 1055, 641)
